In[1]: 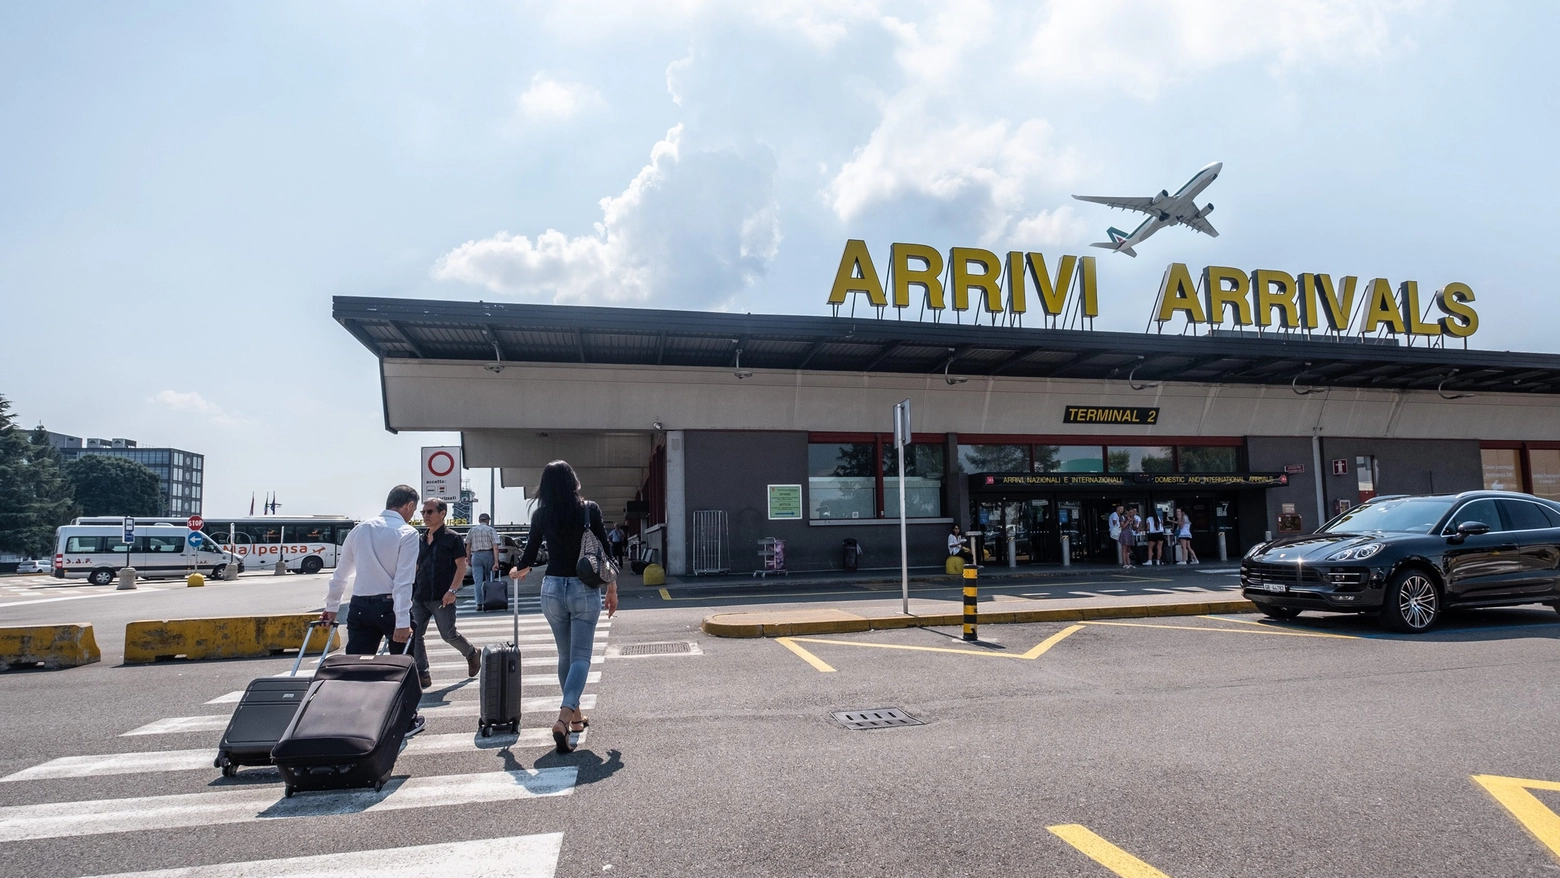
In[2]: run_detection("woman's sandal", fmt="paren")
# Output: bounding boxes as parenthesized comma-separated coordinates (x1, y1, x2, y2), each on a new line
(551, 721, 575, 754)
(570, 716, 591, 733)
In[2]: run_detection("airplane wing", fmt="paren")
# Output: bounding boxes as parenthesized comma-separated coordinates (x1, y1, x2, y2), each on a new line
(1183, 214, 1219, 237)
(1072, 194, 1158, 215)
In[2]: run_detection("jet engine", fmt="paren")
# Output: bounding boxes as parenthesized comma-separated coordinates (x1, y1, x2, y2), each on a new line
(1198, 203, 1215, 217)
(1151, 189, 1169, 205)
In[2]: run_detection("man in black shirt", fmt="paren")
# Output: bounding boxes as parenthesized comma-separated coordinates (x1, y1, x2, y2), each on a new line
(410, 499, 480, 689)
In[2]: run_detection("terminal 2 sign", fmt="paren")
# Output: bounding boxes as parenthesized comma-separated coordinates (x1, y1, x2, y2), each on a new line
(827, 240, 1479, 339)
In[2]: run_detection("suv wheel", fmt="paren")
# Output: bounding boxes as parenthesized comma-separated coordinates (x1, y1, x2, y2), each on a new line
(1260, 605, 1302, 620)
(1380, 570, 1440, 633)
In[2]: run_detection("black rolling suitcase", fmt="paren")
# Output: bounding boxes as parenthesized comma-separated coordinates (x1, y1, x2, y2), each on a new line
(478, 574, 522, 737)
(271, 652, 420, 795)
(213, 621, 337, 777)
(478, 576, 508, 611)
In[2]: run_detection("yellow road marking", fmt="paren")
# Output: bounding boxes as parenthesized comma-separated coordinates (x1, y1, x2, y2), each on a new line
(787, 625, 1084, 662)
(775, 637, 836, 672)
(658, 588, 672, 601)
(1473, 774, 1560, 860)
(1082, 620, 1356, 639)
(1021, 624, 1087, 659)
(1048, 824, 1174, 877)
(1195, 615, 1364, 639)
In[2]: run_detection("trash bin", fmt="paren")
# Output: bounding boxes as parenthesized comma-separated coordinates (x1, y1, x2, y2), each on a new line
(843, 538, 862, 572)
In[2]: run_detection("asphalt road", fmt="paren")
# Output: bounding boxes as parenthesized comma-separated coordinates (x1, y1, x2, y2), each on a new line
(4, 569, 1560, 876)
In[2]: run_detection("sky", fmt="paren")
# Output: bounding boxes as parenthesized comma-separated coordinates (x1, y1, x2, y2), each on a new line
(3, 0, 1557, 521)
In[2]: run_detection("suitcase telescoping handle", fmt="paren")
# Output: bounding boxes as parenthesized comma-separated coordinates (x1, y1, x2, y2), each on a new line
(291, 620, 339, 677)
(511, 568, 521, 645)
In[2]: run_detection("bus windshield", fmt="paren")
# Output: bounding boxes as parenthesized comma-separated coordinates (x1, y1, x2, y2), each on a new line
(1321, 497, 1454, 535)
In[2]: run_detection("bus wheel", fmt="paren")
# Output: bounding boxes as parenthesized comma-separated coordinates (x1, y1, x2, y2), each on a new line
(300, 556, 323, 575)
(89, 568, 116, 586)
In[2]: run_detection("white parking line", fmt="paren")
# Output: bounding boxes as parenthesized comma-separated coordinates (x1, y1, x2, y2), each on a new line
(79, 833, 564, 878)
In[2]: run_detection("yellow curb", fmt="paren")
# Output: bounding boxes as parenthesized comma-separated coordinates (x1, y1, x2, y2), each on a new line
(124, 614, 341, 664)
(0, 624, 101, 670)
(703, 599, 1258, 638)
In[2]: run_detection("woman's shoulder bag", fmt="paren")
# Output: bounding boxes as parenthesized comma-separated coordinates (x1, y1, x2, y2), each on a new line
(576, 503, 618, 588)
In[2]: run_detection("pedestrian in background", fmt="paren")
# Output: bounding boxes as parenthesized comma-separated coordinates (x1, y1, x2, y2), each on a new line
(1143, 509, 1166, 565)
(948, 523, 973, 563)
(466, 512, 500, 601)
(1118, 506, 1138, 569)
(1175, 507, 1199, 565)
(320, 483, 426, 736)
(1108, 503, 1126, 566)
(607, 521, 627, 567)
(509, 460, 618, 754)
(410, 498, 480, 689)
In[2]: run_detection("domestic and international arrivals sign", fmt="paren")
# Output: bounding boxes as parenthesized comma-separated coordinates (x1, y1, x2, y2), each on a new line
(976, 472, 1289, 489)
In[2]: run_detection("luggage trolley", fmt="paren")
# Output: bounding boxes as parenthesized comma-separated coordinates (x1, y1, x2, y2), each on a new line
(754, 538, 787, 578)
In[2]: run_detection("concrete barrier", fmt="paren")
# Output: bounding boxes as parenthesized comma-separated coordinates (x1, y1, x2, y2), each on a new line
(124, 613, 341, 664)
(0, 624, 101, 670)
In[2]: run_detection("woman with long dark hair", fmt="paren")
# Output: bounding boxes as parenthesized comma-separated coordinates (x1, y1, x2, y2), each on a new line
(509, 460, 617, 753)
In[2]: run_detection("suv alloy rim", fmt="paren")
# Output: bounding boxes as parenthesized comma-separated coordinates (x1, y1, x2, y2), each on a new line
(1399, 574, 1437, 629)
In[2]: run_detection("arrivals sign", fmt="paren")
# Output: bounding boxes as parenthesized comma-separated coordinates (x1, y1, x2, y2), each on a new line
(828, 240, 1478, 339)
(421, 446, 462, 503)
(767, 484, 803, 520)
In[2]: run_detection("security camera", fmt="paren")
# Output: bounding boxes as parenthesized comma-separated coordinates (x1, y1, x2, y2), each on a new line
(735, 370, 754, 380)
(652, 421, 665, 431)
(484, 362, 506, 374)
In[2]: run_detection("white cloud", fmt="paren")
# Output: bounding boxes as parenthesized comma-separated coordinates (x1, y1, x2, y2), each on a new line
(518, 73, 604, 120)
(433, 125, 781, 308)
(543, 0, 881, 49)
(1019, 0, 1425, 99)
(150, 390, 245, 426)
(1010, 205, 1090, 248)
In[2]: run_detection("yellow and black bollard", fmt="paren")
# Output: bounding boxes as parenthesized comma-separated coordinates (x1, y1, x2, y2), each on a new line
(962, 563, 978, 642)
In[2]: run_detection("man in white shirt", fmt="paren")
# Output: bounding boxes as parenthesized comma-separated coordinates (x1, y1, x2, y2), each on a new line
(321, 485, 420, 656)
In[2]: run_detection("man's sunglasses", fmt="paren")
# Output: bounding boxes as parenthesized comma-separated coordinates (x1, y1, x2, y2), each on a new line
(422, 508, 445, 515)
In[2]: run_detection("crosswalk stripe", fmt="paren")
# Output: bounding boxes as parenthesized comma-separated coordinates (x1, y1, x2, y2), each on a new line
(0, 768, 577, 842)
(427, 670, 600, 691)
(424, 654, 604, 673)
(79, 832, 564, 878)
(123, 716, 230, 736)
(423, 694, 597, 717)
(407, 728, 584, 754)
(205, 691, 244, 705)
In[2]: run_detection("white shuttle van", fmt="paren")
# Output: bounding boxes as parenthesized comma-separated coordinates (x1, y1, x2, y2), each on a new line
(53, 523, 237, 584)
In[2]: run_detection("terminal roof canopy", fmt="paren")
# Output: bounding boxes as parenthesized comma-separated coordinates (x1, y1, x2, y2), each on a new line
(335, 296, 1560, 394)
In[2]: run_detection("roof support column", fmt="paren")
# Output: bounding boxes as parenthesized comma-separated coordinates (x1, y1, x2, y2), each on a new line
(1311, 432, 1327, 529)
(665, 430, 688, 577)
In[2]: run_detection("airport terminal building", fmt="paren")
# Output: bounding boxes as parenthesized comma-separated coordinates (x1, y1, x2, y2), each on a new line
(335, 249, 1560, 575)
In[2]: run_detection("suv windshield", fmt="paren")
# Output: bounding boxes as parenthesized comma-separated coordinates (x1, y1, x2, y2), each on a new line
(1321, 497, 1454, 535)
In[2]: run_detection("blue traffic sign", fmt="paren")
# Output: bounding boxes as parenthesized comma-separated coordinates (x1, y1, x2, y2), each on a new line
(123, 517, 136, 544)
(187, 531, 204, 548)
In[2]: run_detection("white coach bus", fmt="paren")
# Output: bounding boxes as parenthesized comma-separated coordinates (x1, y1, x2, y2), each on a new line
(69, 516, 358, 576)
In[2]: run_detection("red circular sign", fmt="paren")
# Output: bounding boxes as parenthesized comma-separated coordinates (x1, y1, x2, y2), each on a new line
(188, 515, 204, 531)
(427, 451, 456, 478)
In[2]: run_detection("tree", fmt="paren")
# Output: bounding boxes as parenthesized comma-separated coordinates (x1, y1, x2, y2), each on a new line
(65, 454, 164, 517)
(0, 395, 81, 557)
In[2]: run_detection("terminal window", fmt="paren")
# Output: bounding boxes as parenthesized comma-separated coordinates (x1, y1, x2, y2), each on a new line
(1107, 446, 1174, 473)
(1530, 449, 1560, 501)
(881, 443, 945, 518)
(1482, 448, 1523, 492)
(808, 442, 876, 520)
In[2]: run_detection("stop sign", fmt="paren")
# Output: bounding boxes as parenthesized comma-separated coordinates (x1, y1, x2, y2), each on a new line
(188, 515, 204, 531)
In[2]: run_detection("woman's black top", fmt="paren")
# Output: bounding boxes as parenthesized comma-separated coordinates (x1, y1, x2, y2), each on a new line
(517, 500, 611, 578)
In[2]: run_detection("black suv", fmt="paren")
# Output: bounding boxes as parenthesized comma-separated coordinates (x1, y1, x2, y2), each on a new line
(1241, 491, 1560, 632)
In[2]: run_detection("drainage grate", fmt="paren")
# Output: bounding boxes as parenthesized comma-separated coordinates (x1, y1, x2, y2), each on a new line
(618, 641, 695, 656)
(831, 708, 924, 730)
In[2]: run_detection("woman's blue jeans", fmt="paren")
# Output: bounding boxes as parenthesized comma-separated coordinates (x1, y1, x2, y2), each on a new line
(540, 575, 601, 712)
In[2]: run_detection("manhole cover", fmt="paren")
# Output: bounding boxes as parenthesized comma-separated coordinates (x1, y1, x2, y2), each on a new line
(617, 641, 696, 656)
(831, 708, 923, 730)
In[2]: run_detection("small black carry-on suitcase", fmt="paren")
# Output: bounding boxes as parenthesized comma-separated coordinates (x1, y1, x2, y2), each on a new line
(478, 574, 522, 737)
(213, 621, 337, 777)
(271, 652, 421, 796)
(478, 576, 508, 611)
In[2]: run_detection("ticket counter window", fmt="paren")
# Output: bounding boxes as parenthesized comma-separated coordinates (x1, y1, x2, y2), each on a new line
(1107, 446, 1174, 473)
(1035, 446, 1104, 473)
(1530, 449, 1560, 501)
(808, 442, 875, 520)
(1482, 448, 1523, 492)
(881, 443, 945, 517)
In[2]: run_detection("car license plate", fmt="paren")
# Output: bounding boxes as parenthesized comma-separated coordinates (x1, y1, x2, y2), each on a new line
(1261, 582, 1288, 593)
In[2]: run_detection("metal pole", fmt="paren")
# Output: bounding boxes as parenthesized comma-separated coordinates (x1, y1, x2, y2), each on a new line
(895, 400, 910, 616)
(490, 468, 497, 525)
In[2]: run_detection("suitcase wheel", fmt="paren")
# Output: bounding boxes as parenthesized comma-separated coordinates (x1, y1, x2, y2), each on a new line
(373, 780, 384, 793)
(284, 785, 296, 798)
(479, 723, 491, 738)
(221, 763, 237, 778)
(214, 755, 226, 769)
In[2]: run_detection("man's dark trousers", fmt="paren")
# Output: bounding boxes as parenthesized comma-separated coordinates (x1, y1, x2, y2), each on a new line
(344, 594, 409, 655)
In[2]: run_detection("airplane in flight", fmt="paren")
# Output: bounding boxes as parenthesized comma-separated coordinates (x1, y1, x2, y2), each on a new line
(1072, 161, 1222, 257)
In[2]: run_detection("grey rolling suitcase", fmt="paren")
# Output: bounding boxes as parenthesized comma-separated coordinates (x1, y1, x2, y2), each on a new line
(213, 621, 337, 777)
(478, 575, 522, 737)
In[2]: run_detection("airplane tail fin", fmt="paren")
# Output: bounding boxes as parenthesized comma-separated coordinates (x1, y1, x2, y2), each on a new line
(1090, 227, 1138, 257)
